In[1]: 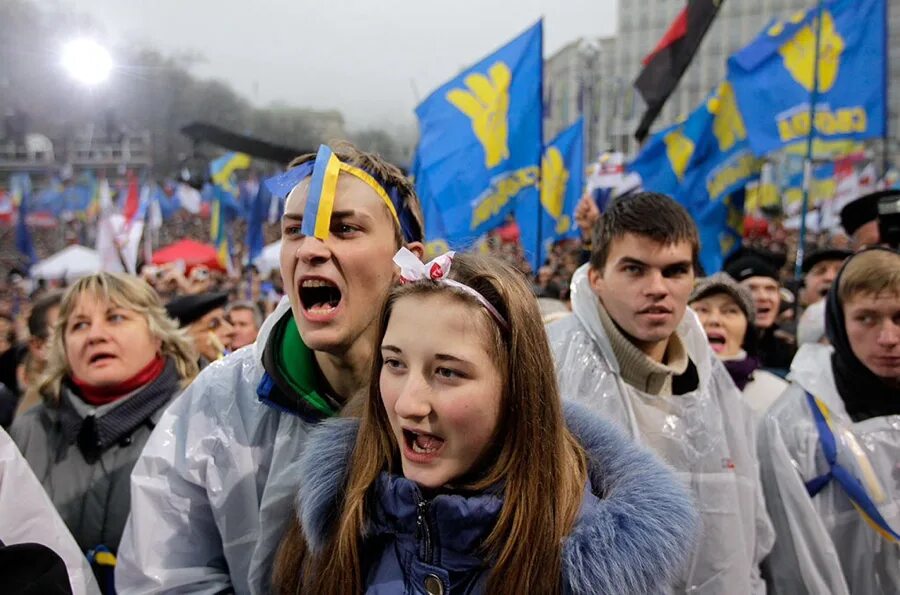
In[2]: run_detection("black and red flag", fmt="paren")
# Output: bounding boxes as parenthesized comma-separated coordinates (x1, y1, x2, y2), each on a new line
(633, 0, 725, 142)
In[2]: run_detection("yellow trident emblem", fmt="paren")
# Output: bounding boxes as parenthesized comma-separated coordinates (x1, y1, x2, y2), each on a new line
(708, 81, 747, 153)
(446, 62, 512, 168)
(664, 130, 694, 182)
(779, 10, 845, 93)
(541, 146, 571, 234)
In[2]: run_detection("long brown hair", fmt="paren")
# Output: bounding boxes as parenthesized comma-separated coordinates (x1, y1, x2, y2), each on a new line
(273, 253, 587, 594)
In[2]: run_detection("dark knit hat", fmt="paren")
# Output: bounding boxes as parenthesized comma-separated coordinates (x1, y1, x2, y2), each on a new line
(165, 292, 228, 326)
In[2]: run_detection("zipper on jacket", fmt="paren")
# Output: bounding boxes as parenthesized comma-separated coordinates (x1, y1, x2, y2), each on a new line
(416, 498, 435, 564)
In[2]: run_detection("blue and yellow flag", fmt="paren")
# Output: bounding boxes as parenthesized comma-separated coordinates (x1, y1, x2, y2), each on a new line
(208, 152, 249, 271)
(210, 152, 251, 195)
(631, 81, 761, 273)
(519, 118, 584, 270)
(210, 185, 234, 271)
(415, 20, 543, 249)
(727, 0, 886, 156)
(781, 162, 837, 212)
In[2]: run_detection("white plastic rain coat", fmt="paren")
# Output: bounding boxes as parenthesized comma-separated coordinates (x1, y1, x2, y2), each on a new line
(548, 264, 774, 594)
(0, 427, 100, 595)
(757, 343, 900, 595)
(116, 298, 320, 594)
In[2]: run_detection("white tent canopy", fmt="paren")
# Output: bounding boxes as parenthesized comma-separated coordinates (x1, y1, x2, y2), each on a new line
(30, 245, 101, 281)
(253, 240, 281, 277)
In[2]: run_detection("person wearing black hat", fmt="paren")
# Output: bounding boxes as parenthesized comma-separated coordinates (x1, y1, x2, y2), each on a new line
(800, 248, 852, 307)
(757, 248, 900, 594)
(165, 291, 235, 367)
(726, 256, 796, 374)
(839, 189, 900, 248)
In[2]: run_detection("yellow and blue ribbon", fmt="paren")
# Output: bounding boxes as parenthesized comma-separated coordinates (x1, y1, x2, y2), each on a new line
(804, 392, 899, 543)
(303, 145, 342, 239)
(264, 144, 420, 242)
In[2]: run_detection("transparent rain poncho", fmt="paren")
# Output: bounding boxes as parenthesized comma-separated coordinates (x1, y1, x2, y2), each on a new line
(0, 427, 100, 595)
(548, 264, 774, 594)
(116, 298, 318, 595)
(758, 343, 900, 595)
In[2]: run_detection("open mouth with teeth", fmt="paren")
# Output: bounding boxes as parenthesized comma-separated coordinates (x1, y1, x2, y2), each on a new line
(402, 429, 445, 459)
(299, 279, 342, 314)
(706, 331, 727, 353)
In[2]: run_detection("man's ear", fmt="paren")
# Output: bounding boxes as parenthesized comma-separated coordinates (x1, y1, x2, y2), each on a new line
(587, 265, 604, 296)
(404, 241, 425, 260)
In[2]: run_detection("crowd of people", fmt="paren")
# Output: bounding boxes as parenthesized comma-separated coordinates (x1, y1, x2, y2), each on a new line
(0, 142, 897, 594)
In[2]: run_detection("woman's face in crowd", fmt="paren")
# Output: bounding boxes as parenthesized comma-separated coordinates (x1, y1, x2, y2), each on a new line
(380, 293, 502, 489)
(692, 293, 748, 359)
(64, 293, 161, 388)
(844, 290, 900, 382)
(281, 174, 410, 355)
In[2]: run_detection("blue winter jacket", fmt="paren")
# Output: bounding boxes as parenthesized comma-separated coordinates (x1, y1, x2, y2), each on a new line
(297, 401, 699, 594)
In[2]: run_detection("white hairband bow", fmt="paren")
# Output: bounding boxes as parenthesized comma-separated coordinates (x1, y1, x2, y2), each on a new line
(393, 248, 508, 330)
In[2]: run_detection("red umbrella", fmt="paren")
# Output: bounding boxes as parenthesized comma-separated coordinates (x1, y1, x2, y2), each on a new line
(152, 239, 226, 272)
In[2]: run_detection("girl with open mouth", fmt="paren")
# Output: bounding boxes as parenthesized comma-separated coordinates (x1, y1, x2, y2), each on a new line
(274, 250, 698, 594)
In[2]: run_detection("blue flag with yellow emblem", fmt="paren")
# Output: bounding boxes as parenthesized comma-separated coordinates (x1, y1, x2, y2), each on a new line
(727, 0, 886, 156)
(414, 20, 543, 249)
(519, 118, 584, 270)
(631, 80, 761, 273)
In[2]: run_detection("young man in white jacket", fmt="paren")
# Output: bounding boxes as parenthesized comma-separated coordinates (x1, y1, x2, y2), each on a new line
(548, 192, 774, 593)
(758, 248, 900, 594)
(115, 144, 424, 594)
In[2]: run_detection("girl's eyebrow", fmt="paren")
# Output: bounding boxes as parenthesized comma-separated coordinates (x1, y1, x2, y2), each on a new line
(435, 353, 467, 363)
(381, 344, 402, 353)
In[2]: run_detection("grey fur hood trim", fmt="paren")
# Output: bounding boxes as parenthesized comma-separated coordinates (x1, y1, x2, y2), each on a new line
(296, 401, 698, 594)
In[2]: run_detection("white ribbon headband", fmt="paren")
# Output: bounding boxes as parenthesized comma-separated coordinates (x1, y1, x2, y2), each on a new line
(392, 248, 509, 331)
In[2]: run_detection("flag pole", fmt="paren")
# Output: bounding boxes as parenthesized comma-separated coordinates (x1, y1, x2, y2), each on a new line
(536, 19, 545, 270)
(795, 0, 824, 280)
(882, 0, 890, 177)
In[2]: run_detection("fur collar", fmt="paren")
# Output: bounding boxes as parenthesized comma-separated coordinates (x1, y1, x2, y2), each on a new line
(296, 401, 698, 594)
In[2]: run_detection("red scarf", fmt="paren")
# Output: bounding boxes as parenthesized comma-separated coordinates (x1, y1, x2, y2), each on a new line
(71, 355, 166, 406)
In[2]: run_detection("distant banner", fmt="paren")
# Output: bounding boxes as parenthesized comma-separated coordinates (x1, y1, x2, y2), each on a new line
(414, 20, 543, 249)
(727, 0, 886, 156)
(631, 81, 759, 273)
(519, 118, 584, 270)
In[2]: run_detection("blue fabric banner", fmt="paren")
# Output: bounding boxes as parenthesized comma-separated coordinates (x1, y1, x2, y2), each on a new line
(727, 0, 886, 156)
(519, 118, 584, 270)
(414, 20, 543, 249)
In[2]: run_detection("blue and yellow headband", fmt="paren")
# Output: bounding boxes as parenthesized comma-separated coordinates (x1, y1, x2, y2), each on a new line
(265, 145, 420, 242)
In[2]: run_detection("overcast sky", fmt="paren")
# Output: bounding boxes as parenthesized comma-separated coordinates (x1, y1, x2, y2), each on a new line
(65, 0, 618, 131)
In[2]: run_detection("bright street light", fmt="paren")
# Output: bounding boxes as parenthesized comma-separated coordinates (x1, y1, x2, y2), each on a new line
(61, 38, 113, 86)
